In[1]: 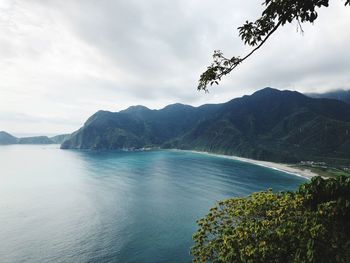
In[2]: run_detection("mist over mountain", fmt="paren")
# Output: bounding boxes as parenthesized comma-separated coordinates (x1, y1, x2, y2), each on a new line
(61, 88, 350, 164)
(307, 89, 350, 105)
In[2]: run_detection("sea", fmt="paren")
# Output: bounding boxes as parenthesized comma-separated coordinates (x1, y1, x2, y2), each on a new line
(0, 145, 306, 263)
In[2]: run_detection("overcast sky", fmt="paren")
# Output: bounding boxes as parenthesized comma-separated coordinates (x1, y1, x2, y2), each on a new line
(1, 0, 349, 135)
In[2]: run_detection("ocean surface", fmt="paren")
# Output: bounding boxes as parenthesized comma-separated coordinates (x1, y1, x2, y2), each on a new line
(0, 145, 306, 263)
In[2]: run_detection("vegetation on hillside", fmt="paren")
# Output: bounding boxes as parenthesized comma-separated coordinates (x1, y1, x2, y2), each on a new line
(294, 162, 350, 178)
(192, 175, 350, 263)
(61, 88, 350, 165)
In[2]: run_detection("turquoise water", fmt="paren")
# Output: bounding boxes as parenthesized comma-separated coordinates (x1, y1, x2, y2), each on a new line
(0, 145, 306, 263)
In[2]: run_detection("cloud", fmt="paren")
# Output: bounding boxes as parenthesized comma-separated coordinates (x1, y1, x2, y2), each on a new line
(0, 0, 349, 134)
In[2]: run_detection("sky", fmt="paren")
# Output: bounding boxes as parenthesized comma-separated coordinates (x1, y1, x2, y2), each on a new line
(0, 0, 349, 136)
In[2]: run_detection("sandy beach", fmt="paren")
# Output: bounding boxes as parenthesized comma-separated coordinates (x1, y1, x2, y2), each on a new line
(177, 150, 320, 180)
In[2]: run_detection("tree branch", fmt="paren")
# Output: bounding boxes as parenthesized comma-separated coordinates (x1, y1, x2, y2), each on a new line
(240, 20, 282, 63)
(198, 20, 282, 91)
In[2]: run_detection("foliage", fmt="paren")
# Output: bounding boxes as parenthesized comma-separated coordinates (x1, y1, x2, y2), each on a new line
(198, 0, 350, 92)
(191, 176, 350, 263)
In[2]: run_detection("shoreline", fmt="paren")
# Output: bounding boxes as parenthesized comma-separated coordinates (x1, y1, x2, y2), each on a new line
(173, 149, 320, 180)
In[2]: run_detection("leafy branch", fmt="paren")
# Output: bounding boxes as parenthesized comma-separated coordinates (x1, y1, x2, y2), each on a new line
(198, 0, 350, 92)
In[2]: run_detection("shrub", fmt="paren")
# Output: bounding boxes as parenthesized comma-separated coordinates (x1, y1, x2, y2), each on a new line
(192, 176, 350, 263)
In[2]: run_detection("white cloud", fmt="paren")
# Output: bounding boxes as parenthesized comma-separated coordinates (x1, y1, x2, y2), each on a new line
(0, 0, 349, 134)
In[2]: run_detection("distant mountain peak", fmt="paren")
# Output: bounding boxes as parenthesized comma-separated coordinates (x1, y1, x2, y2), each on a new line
(0, 131, 18, 144)
(254, 87, 278, 93)
(250, 88, 307, 101)
(123, 105, 151, 113)
(0, 131, 14, 136)
(252, 87, 300, 95)
(0, 131, 66, 145)
(162, 103, 193, 111)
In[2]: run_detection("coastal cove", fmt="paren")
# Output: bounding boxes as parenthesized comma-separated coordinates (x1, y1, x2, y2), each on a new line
(178, 150, 319, 180)
(0, 145, 307, 263)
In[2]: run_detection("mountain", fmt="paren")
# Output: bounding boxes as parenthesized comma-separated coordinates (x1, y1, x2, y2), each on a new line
(61, 103, 221, 150)
(0, 131, 18, 144)
(307, 90, 350, 105)
(175, 88, 350, 164)
(61, 88, 350, 164)
(17, 136, 55, 144)
(0, 132, 67, 145)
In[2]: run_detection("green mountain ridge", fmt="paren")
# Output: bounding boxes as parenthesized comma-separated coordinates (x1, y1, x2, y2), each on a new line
(62, 102, 221, 150)
(61, 88, 350, 164)
(175, 89, 350, 163)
